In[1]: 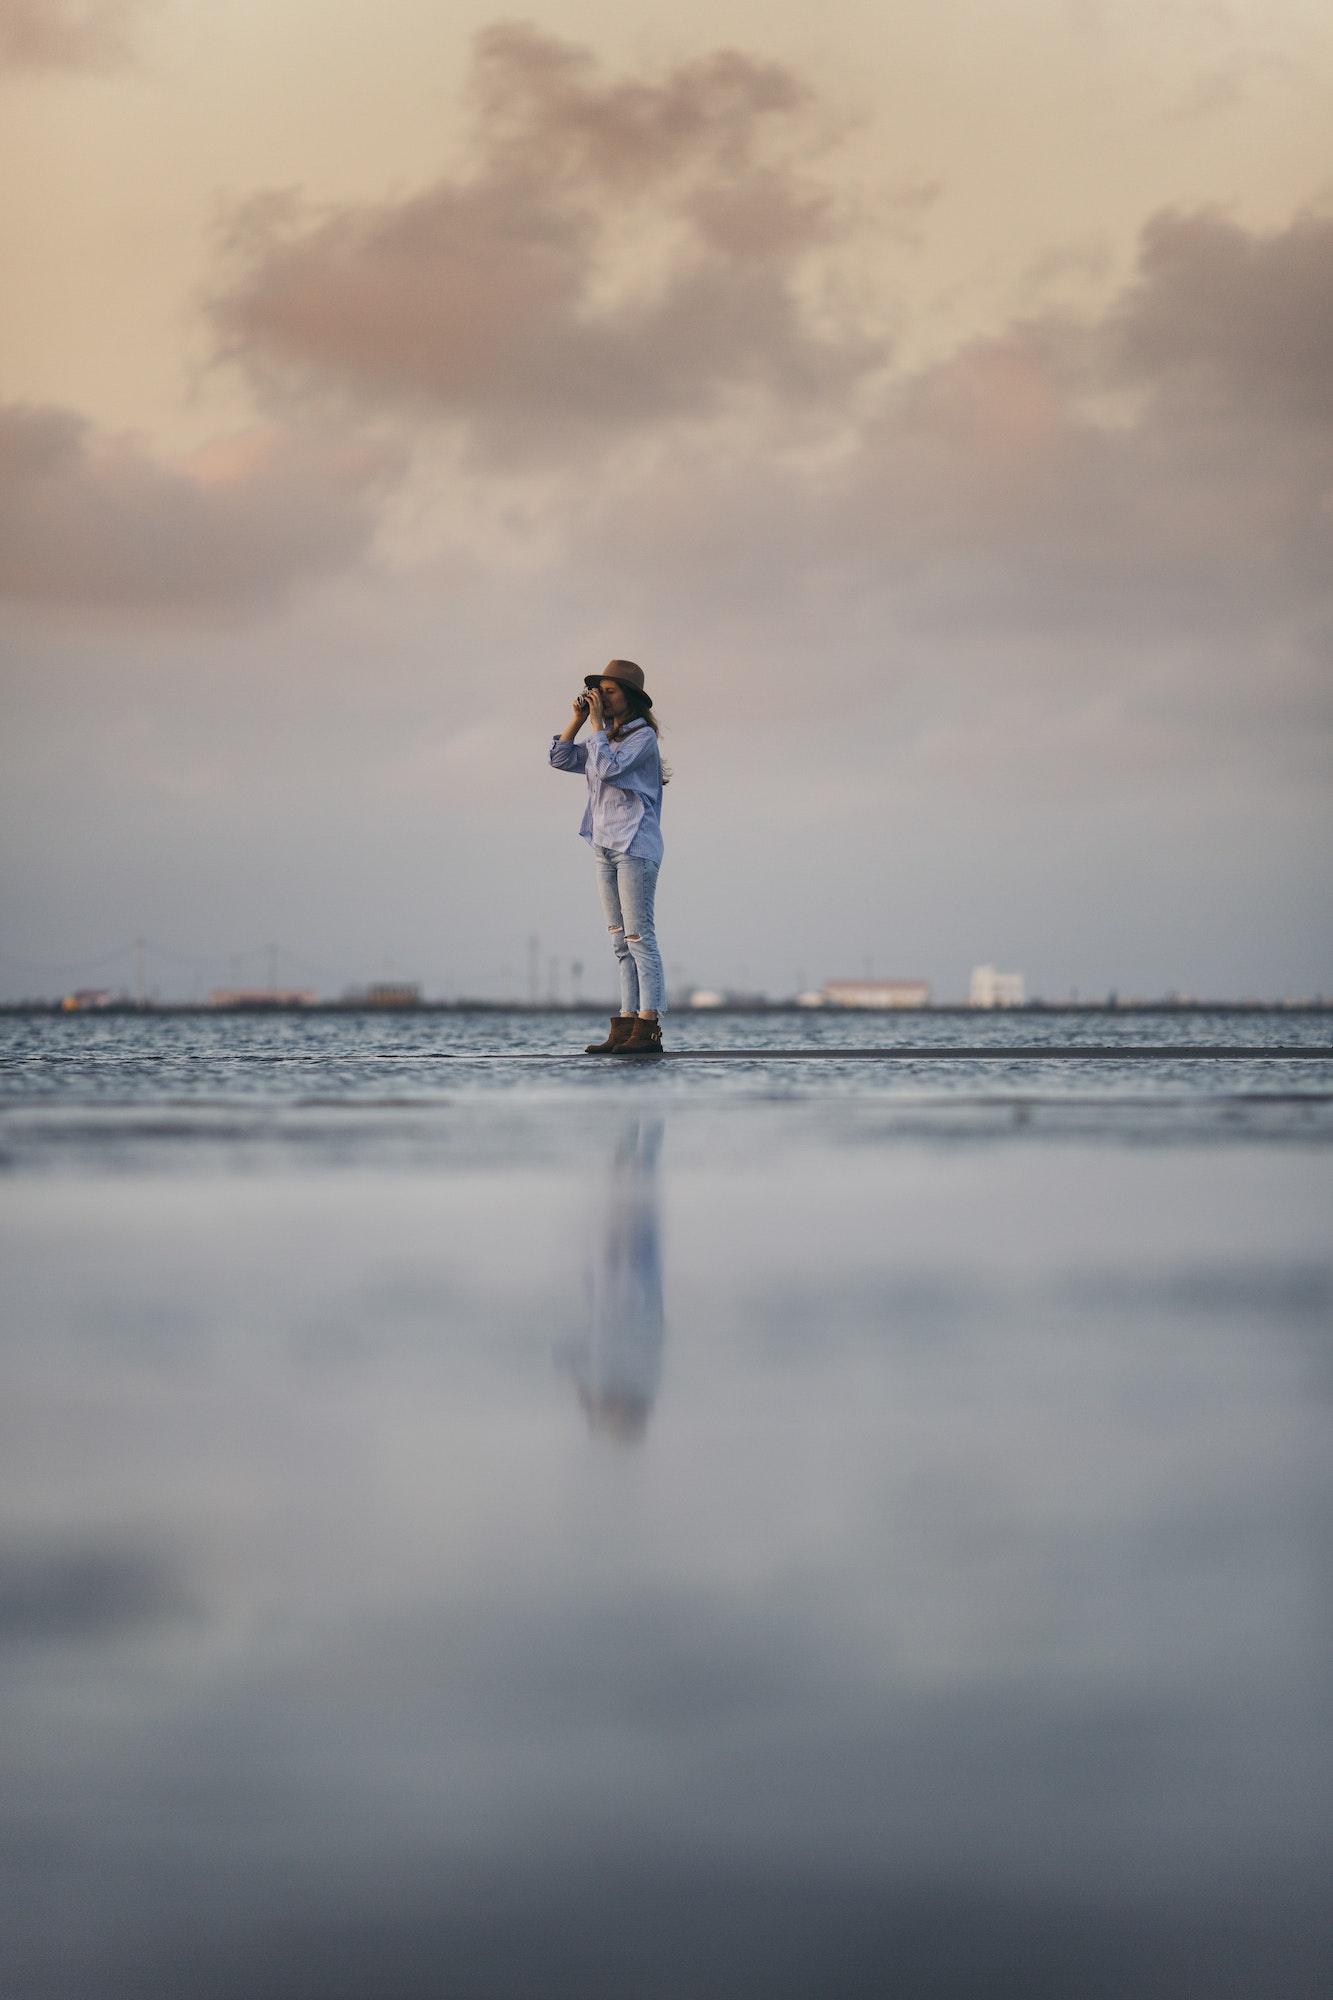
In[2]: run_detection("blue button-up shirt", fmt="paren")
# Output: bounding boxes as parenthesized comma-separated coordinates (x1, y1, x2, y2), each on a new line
(549, 722, 664, 862)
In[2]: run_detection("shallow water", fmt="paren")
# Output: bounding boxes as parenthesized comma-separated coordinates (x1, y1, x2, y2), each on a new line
(2, 1015, 1331, 1997)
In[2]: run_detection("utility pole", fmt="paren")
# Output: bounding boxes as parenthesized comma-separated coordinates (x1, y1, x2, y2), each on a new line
(267, 942, 278, 994)
(135, 937, 146, 1008)
(527, 935, 539, 1007)
(571, 960, 583, 1005)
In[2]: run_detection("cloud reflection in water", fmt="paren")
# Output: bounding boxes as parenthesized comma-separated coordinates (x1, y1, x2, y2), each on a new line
(0, 1089, 1329, 1997)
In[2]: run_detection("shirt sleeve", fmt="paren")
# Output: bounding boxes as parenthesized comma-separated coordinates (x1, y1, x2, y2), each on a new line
(549, 736, 589, 772)
(584, 727, 658, 783)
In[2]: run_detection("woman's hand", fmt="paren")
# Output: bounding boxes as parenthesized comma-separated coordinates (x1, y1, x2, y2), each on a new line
(584, 688, 605, 730)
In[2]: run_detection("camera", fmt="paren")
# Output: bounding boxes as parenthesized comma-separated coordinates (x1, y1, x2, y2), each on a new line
(574, 690, 592, 710)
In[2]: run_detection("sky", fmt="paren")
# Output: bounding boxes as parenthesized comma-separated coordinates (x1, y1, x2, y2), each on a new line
(1, 0, 1331, 1002)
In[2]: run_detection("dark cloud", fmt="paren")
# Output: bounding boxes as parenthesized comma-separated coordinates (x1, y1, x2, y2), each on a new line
(466, 19, 810, 186)
(0, 0, 141, 71)
(5, 1573, 1326, 1994)
(116, 1864, 1327, 2000)
(0, 1540, 195, 1641)
(210, 24, 879, 451)
(1110, 206, 1333, 420)
(0, 402, 393, 614)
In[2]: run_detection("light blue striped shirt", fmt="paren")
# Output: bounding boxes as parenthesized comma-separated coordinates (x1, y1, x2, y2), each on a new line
(549, 722, 664, 862)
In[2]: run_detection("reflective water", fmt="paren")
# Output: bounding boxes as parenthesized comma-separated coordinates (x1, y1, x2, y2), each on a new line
(2, 1015, 1330, 1997)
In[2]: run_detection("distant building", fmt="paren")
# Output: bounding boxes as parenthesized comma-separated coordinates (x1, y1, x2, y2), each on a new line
(209, 988, 317, 1008)
(687, 988, 768, 1008)
(61, 989, 112, 1011)
(970, 964, 1026, 1008)
(822, 979, 931, 1009)
(343, 982, 422, 1008)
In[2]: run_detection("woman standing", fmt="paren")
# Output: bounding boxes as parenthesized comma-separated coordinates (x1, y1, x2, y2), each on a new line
(550, 659, 668, 1055)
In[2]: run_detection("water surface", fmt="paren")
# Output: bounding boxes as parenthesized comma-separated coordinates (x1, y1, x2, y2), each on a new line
(2, 1015, 1330, 1997)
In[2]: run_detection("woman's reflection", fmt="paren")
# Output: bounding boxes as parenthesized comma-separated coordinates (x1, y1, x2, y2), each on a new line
(563, 1119, 665, 1442)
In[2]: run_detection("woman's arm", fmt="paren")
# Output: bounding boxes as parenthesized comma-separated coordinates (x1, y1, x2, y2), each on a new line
(557, 695, 589, 745)
(550, 696, 590, 771)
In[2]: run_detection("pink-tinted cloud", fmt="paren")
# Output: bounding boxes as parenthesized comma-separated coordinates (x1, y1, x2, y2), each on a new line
(875, 206, 1333, 620)
(210, 24, 878, 452)
(771, 206, 1332, 636)
(205, 15, 1332, 664)
(0, 0, 141, 71)
(0, 403, 393, 614)
(562, 204, 1333, 726)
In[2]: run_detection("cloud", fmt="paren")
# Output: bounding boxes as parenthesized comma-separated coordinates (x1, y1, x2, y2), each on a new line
(199, 19, 1333, 670)
(864, 205, 1333, 626)
(210, 23, 880, 454)
(0, 1539, 195, 1642)
(207, 10, 1333, 654)
(0, 403, 394, 615)
(0, 0, 141, 71)
(583, 203, 1333, 670)
(1109, 205, 1333, 420)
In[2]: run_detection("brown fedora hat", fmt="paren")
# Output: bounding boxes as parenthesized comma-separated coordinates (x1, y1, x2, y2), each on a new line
(585, 658, 652, 706)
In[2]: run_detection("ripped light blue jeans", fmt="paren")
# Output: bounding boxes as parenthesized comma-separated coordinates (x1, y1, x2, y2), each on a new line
(592, 846, 667, 1015)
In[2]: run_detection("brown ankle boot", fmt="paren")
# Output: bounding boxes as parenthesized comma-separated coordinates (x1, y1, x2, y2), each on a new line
(618, 1017, 664, 1055)
(585, 1015, 636, 1055)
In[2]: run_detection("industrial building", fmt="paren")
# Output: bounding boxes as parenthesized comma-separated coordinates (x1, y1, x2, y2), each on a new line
(208, 989, 317, 1008)
(819, 979, 932, 1009)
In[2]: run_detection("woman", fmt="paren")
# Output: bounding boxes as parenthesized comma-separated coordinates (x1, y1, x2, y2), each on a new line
(550, 659, 668, 1055)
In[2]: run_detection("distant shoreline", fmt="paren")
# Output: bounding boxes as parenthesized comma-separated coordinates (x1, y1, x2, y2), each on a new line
(4, 1001, 1329, 1018)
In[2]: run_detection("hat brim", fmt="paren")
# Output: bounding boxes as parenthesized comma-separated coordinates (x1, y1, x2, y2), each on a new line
(584, 672, 651, 706)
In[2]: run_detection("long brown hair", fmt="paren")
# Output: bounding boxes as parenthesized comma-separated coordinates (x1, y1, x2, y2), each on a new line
(608, 687, 671, 782)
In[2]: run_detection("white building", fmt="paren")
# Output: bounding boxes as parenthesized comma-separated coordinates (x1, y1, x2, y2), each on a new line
(821, 979, 932, 1009)
(970, 964, 1026, 1008)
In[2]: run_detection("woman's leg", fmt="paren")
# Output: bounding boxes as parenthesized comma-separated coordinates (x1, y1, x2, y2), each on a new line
(617, 856, 667, 1016)
(593, 848, 639, 1015)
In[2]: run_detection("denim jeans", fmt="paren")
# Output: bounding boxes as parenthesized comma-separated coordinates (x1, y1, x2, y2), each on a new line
(592, 846, 667, 1014)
